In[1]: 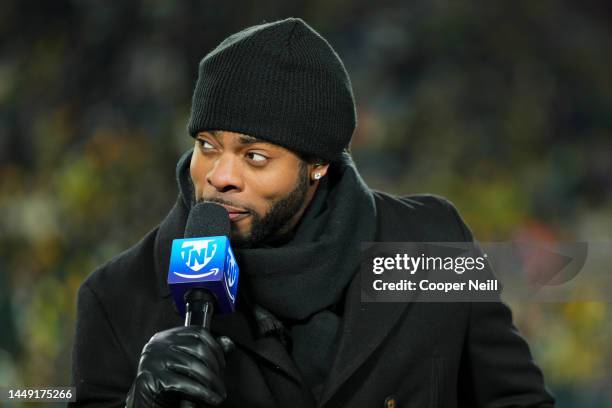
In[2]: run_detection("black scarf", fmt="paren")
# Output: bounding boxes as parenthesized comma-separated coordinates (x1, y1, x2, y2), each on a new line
(176, 148, 377, 398)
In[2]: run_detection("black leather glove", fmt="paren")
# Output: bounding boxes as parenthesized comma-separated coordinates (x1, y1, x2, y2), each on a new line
(125, 326, 235, 408)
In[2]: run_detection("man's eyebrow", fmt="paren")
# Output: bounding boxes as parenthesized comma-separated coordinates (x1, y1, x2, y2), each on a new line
(197, 130, 220, 139)
(238, 135, 266, 145)
(200, 131, 271, 147)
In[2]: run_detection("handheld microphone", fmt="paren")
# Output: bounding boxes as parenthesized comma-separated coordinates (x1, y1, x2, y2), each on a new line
(167, 202, 239, 408)
(168, 202, 240, 326)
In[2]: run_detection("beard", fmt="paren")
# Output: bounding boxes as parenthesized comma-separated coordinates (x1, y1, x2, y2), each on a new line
(197, 162, 310, 248)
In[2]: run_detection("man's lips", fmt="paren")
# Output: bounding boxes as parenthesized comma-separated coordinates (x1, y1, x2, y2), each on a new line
(219, 204, 250, 222)
(228, 212, 249, 221)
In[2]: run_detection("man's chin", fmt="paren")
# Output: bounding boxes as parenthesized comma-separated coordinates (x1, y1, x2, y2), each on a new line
(229, 229, 256, 249)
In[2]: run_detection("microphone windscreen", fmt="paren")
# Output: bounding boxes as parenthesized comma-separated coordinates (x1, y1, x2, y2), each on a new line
(184, 202, 230, 239)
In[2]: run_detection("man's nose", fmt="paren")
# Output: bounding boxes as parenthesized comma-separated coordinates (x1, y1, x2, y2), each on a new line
(206, 155, 244, 192)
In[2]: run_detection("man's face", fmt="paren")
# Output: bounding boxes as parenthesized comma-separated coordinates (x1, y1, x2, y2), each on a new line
(190, 130, 328, 248)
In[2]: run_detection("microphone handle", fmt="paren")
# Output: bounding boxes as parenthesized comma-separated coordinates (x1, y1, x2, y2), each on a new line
(184, 289, 216, 329)
(181, 289, 217, 408)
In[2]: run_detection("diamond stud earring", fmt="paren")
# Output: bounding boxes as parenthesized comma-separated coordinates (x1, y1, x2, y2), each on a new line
(314, 173, 322, 180)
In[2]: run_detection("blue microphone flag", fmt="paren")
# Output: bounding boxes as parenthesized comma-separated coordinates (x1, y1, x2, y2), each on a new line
(168, 235, 239, 317)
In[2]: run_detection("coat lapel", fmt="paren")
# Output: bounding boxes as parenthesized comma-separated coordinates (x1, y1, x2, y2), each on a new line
(318, 193, 429, 406)
(318, 271, 411, 407)
(211, 304, 306, 386)
(212, 307, 315, 406)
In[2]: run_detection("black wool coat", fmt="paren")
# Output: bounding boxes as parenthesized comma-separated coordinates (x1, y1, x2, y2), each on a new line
(69, 192, 555, 408)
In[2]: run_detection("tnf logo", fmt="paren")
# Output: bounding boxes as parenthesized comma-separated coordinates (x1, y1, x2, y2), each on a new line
(174, 240, 219, 280)
(180, 240, 217, 271)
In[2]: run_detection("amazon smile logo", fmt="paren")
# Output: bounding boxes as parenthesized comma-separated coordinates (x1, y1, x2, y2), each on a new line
(174, 239, 219, 278)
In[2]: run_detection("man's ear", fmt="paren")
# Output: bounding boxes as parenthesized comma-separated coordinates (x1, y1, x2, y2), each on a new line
(310, 162, 330, 181)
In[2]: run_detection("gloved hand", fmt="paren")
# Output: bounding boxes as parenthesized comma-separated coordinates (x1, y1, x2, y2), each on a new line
(125, 326, 235, 408)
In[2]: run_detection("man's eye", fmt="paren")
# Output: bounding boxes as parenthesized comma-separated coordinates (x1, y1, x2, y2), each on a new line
(246, 152, 268, 163)
(197, 139, 214, 150)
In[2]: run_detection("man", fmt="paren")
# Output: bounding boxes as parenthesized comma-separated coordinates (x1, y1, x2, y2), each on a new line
(70, 18, 555, 407)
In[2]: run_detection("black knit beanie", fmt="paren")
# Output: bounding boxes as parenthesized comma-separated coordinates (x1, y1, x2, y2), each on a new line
(187, 18, 357, 162)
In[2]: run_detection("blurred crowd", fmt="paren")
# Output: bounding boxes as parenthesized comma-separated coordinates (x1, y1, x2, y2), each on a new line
(0, 1, 611, 406)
